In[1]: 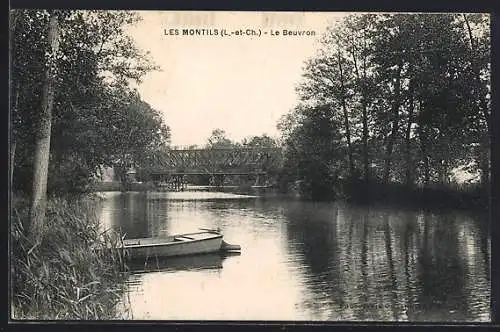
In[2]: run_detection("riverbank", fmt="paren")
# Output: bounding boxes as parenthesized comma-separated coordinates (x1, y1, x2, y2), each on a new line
(10, 194, 129, 319)
(91, 181, 148, 192)
(91, 179, 489, 211)
(341, 180, 489, 211)
(272, 179, 489, 212)
(91, 181, 288, 197)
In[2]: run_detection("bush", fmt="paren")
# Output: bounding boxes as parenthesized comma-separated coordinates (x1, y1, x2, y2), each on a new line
(10, 195, 129, 320)
(47, 158, 97, 193)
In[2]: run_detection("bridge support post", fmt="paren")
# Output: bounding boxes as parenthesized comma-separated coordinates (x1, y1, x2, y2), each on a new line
(210, 174, 225, 190)
(254, 174, 260, 187)
(178, 174, 185, 191)
(173, 175, 177, 191)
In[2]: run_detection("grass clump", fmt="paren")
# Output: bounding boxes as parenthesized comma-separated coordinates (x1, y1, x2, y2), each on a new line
(10, 194, 129, 320)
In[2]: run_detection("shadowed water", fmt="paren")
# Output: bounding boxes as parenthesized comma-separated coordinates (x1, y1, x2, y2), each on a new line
(98, 191, 490, 321)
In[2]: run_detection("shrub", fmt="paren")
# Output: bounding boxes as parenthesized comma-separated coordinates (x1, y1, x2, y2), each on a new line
(10, 195, 129, 320)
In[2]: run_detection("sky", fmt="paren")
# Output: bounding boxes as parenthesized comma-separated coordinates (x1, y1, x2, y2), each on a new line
(127, 11, 347, 147)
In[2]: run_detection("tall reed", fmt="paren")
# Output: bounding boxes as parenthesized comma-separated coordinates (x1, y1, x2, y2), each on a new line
(10, 194, 129, 320)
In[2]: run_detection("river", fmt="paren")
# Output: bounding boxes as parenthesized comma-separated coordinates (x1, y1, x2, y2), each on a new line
(98, 190, 490, 321)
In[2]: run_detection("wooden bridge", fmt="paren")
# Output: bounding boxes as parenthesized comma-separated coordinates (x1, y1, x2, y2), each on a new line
(139, 147, 283, 190)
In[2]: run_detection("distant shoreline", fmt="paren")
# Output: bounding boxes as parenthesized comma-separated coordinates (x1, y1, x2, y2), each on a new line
(90, 180, 488, 212)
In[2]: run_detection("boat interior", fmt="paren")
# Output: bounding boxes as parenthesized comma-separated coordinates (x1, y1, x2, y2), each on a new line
(123, 231, 222, 246)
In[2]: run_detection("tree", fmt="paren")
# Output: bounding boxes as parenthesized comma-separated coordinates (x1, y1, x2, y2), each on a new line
(367, 14, 490, 187)
(11, 10, 167, 190)
(10, 10, 170, 240)
(276, 106, 305, 145)
(28, 11, 60, 243)
(460, 13, 491, 187)
(107, 91, 170, 186)
(298, 46, 356, 179)
(280, 104, 343, 200)
(206, 128, 234, 149)
(280, 13, 490, 201)
(242, 134, 278, 148)
(344, 14, 378, 183)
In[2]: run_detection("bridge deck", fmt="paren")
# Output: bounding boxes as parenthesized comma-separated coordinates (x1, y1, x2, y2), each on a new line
(146, 148, 282, 170)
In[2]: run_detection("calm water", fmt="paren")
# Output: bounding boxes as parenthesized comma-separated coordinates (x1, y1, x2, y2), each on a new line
(98, 191, 490, 321)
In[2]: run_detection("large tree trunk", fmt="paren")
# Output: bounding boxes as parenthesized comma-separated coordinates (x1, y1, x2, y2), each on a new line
(404, 80, 415, 187)
(361, 39, 371, 183)
(350, 42, 370, 183)
(337, 50, 354, 177)
(28, 13, 60, 243)
(420, 143, 430, 187)
(10, 14, 20, 192)
(417, 101, 430, 187)
(10, 83, 20, 191)
(361, 87, 370, 183)
(463, 14, 490, 188)
(10, 142, 16, 190)
(383, 63, 402, 184)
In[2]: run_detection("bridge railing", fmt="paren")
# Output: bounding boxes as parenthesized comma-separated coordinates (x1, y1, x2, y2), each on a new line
(143, 147, 284, 174)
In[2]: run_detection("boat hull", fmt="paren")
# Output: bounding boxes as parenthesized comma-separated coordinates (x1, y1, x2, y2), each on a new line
(122, 233, 224, 259)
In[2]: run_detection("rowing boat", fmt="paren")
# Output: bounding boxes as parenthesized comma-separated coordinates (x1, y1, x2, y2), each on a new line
(120, 230, 241, 259)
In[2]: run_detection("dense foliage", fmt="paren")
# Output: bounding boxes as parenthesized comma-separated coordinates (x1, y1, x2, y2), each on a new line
(203, 129, 279, 150)
(10, 10, 170, 194)
(9, 10, 171, 318)
(278, 13, 490, 202)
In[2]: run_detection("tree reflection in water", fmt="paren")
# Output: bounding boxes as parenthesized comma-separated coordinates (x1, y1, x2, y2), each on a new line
(99, 194, 490, 321)
(282, 201, 490, 321)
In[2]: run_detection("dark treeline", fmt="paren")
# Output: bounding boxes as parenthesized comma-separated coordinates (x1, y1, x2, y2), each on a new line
(277, 13, 490, 208)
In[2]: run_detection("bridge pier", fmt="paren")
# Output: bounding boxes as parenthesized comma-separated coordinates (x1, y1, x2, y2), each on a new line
(209, 174, 225, 189)
(254, 174, 260, 187)
(173, 174, 186, 191)
(150, 173, 187, 191)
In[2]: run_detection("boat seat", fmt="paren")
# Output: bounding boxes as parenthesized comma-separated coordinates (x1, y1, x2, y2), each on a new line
(174, 236, 194, 241)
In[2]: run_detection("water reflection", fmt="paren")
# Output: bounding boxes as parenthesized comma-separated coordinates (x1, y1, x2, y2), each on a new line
(126, 252, 241, 274)
(98, 192, 490, 321)
(281, 202, 490, 322)
(100, 192, 150, 238)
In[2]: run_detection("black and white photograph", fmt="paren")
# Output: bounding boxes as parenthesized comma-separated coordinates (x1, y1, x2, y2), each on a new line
(9, 10, 491, 322)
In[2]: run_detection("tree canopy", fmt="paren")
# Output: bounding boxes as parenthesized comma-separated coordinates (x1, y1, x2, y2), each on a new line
(279, 13, 490, 200)
(10, 10, 171, 193)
